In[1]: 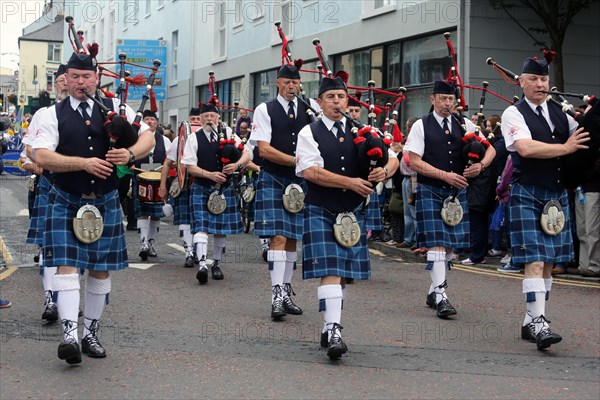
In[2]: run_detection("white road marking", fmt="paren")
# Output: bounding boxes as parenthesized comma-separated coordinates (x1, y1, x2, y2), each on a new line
(18, 209, 30, 217)
(167, 243, 185, 252)
(128, 263, 156, 270)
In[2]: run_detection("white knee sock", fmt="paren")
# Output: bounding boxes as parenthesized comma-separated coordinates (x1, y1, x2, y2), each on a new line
(523, 278, 547, 333)
(138, 218, 150, 246)
(180, 224, 193, 256)
(83, 276, 111, 338)
(42, 266, 57, 294)
(318, 284, 343, 340)
(268, 250, 286, 289)
(53, 274, 81, 341)
(213, 236, 226, 261)
(427, 251, 447, 303)
(148, 219, 160, 242)
(194, 232, 209, 269)
(283, 251, 297, 286)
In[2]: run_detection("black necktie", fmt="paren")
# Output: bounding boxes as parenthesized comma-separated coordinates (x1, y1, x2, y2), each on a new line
(536, 105, 552, 132)
(288, 101, 295, 119)
(333, 121, 344, 140)
(79, 102, 91, 121)
(442, 117, 449, 134)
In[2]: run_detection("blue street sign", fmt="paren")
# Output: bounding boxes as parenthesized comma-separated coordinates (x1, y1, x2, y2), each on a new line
(115, 39, 167, 101)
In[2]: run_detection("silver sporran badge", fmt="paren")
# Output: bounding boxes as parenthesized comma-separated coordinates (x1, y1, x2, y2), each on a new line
(207, 190, 227, 215)
(72, 204, 104, 244)
(169, 179, 181, 198)
(242, 184, 255, 204)
(540, 199, 565, 236)
(282, 183, 305, 213)
(440, 195, 464, 227)
(333, 212, 361, 248)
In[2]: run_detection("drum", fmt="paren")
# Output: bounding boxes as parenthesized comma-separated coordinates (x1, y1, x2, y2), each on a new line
(137, 171, 162, 204)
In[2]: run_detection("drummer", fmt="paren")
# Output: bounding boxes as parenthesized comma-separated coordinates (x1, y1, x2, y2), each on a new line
(135, 110, 172, 261)
(158, 107, 202, 268)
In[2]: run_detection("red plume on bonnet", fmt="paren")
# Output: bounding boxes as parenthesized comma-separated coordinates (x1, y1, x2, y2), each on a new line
(334, 70, 349, 84)
(294, 59, 304, 71)
(86, 42, 99, 59)
(543, 49, 556, 64)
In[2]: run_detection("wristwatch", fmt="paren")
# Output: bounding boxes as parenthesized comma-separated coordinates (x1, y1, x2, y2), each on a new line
(127, 149, 136, 167)
(383, 167, 389, 178)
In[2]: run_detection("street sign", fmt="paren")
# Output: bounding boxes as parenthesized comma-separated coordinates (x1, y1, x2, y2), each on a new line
(115, 39, 167, 101)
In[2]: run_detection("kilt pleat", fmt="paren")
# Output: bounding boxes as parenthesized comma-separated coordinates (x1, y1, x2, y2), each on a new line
(509, 184, 573, 264)
(43, 187, 128, 271)
(253, 171, 304, 239)
(364, 192, 383, 231)
(26, 175, 52, 245)
(173, 188, 191, 226)
(302, 204, 371, 280)
(189, 183, 243, 234)
(415, 184, 469, 249)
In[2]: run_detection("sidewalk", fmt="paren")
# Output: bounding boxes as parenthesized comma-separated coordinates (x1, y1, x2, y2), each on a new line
(371, 241, 600, 284)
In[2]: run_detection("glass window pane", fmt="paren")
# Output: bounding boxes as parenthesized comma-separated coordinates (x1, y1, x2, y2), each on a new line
(402, 34, 452, 86)
(401, 86, 432, 123)
(387, 42, 402, 89)
(253, 70, 278, 107)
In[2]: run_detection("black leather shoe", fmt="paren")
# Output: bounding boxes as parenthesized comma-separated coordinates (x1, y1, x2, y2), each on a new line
(211, 261, 224, 280)
(282, 296, 303, 315)
(82, 335, 106, 358)
(271, 299, 287, 320)
(196, 267, 208, 284)
(139, 247, 149, 261)
(426, 292, 436, 309)
(521, 323, 536, 343)
(42, 302, 58, 322)
(436, 298, 457, 318)
(148, 240, 157, 257)
(327, 324, 347, 360)
(536, 328, 562, 350)
(262, 248, 268, 262)
(58, 339, 82, 364)
(184, 255, 195, 268)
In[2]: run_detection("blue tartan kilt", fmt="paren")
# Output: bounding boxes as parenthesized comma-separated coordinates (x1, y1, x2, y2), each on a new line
(509, 184, 573, 264)
(302, 204, 371, 280)
(415, 184, 470, 249)
(43, 187, 128, 271)
(365, 191, 383, 231)
(253, 171, 304, 239)
(26, 175, 51, 245)
(133, 176, 165, 218)
(173, 187, 191, 226)
(189, 183, 243, 235)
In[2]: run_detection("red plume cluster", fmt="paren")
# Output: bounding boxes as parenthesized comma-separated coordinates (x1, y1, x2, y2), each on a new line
(461, 132, 490, 166)
(294, 59, 304, 70)
(334, 70, 349, 84)
(543, 49, 556, 64)
(353, 126, 390, 175)
(87, 42, 99, 58)
(219, 135, 244, 165)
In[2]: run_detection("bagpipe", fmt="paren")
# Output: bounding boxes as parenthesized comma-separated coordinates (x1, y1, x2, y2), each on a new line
(485, 54, 600, 188)
(311, 37, 398, 177)
(442, 32, 492, 166)
(66, 16, 162, 149)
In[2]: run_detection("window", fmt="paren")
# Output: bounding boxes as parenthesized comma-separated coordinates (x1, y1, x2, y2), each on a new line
(108, 12, 115, 60)
(213, 1, 226, 60)
(98, 18, 105, 59)
(47, 43, 61, 62)
(233, 0, 243, 28)
(157, 0, 164, 9)
(46, 71, 54, 91)
(272, 0, 293, 43)
(402, 34, 451, 86)
(251, 0, 265, 20)
(298, 60, 320, 99)
(253, 69, 278, 107)
(362, 0, 396, 19)
(334, 47, 383, 87)
(145, 0, 151, 15)
(171, 30, 178, 82)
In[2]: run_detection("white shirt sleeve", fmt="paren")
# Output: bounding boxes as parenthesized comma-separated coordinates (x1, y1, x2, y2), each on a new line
(249, 103, 271, 145)
(32, 105, 59, 151)
(403, 118, 425, 157)
(501, 105, 532, 152)
(22, 107, 46, 146)
(167, 138, 178, 161)
(182, 132, 199, 166)
(295, 124, 323, 177)
(245, 140, 255, 161)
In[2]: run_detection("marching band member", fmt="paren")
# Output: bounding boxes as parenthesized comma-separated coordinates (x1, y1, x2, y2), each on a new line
(135, 109, 172, 261)
(501, 57, 588, 350)
(296, 76, 398, 359)
(32, 51, 155, 364)
(23, 64, 69, 322)
(182, 102, 250, 284)
(158, 108, 202, 268)
(251, 64, 320, 320)
(404, 81, 494, 319)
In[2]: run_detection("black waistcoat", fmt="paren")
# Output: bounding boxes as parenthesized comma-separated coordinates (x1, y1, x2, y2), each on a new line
(54, 97, 117, 195)
(135, 131, 166, 167)
(512, 100, 569, 190)
(262, 99, 311, 180)
(194, 129, 220, 187)
(417, 113, 465, 187)
(305, 120, 365, 213)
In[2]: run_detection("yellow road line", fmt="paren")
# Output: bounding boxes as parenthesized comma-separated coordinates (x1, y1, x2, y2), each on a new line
(0, 236, 16, 280)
